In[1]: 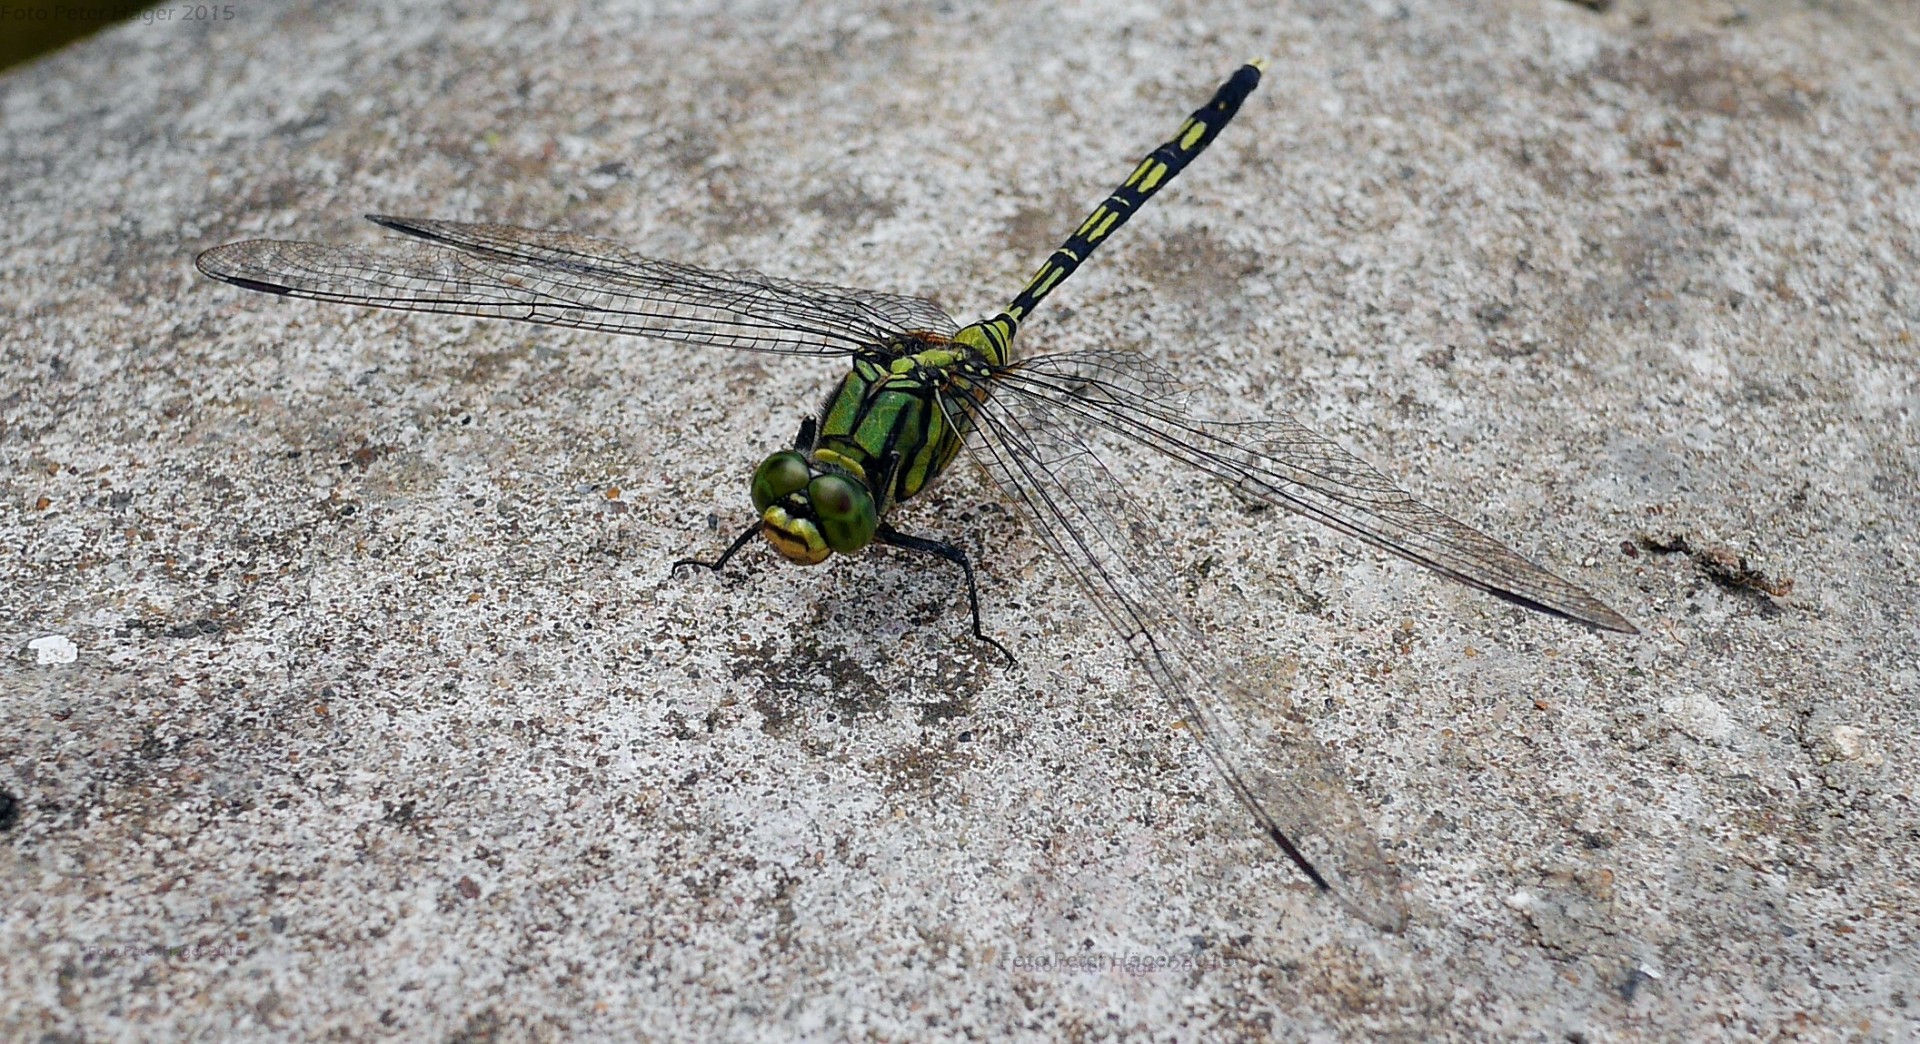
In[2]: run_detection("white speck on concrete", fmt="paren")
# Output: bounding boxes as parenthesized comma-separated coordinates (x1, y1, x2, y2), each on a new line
(1660, 691, 1740, 745)
(1829, 724, 1883, 766)
(26, 634, 77, 665)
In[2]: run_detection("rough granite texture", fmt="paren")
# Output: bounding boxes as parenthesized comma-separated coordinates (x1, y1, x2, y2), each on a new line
(3, 0, 1915, 1040)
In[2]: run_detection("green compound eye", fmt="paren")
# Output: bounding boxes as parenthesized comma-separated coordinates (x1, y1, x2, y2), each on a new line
(751, 451, 812, 512)
(808, 473, 876, 553)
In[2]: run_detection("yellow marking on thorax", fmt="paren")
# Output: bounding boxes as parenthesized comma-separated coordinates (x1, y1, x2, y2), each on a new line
(909, 347, 966, 369)
(812, 447, 867, 480)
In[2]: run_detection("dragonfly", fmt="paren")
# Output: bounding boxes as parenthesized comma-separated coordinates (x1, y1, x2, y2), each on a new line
(195, 61, 1635, 931)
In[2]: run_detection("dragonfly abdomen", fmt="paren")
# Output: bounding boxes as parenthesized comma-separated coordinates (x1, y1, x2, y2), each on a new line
(1001, 61, 1265, 329)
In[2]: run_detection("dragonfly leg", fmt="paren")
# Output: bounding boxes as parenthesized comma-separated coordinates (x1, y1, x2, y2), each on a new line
(672, 520, 764, 576)
(874, 522, 1015, 665)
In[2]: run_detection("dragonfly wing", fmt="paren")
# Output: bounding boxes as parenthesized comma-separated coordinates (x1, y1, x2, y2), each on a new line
(195, 215, 957, 356)
(840, 285, 962, 339)
(960, 377, 1410, 932)
(996, 350, 1636, 633)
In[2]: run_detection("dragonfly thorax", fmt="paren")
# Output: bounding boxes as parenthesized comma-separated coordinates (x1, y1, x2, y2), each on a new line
(750, 449, 878, 565)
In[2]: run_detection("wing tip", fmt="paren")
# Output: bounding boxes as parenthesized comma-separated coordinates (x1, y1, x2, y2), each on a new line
(1564, 595, 1638, 635)
(194, 245, 294, 295)
(1594, 611, 1640, 636)
(1268, 818, 1409, 933)
(1333, 887, 1410, 934)
(1482, 583, 1638, 637)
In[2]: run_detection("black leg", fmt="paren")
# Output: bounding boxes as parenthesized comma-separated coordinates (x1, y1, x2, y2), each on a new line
(672, 520, 764, 575)
(875, 522, 1015, 665)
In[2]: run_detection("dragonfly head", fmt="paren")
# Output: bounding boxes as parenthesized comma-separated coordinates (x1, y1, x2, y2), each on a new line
(750, 450, 877, 565)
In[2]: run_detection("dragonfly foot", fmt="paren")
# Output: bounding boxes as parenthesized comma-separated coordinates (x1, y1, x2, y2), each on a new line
(874, 523, 1015, 667)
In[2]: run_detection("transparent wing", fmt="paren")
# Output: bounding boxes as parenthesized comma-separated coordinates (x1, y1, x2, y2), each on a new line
(994, 348, 1637, 633)
(957, 365, 1412, 932)
(853, 286, 964, 340)
(195, 215, 959, 356)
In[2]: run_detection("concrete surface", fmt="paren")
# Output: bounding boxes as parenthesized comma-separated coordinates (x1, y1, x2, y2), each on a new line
(3, 0, 1915, 1039)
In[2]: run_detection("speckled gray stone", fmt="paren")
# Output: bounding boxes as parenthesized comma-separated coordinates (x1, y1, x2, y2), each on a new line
(3, 0, 1915, 1039)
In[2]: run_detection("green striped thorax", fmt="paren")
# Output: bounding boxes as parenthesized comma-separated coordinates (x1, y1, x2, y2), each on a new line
(753, 319, 1013, 565)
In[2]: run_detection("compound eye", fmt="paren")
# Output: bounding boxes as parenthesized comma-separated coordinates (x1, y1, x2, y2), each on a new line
(808, 474, 876, 553)
(751, 451, 812, 512)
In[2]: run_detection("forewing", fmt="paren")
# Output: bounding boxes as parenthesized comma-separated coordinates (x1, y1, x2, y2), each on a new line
(851, 286, 962, 339)
(195, 215, 957, 356)
(995, 350, 1636, 633)
(959, 366, 1410, 932)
